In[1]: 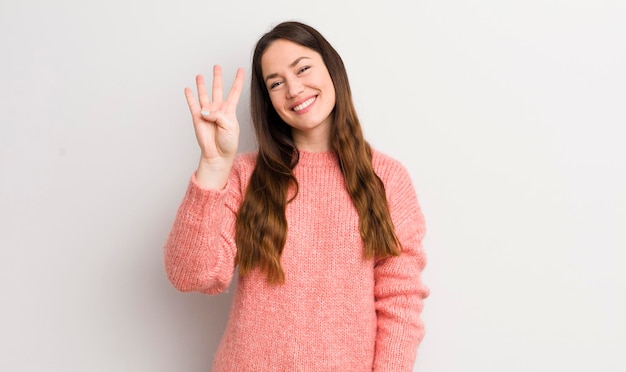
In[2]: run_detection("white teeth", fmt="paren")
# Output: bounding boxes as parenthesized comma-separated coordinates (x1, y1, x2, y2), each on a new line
(293, 97, 315, 112)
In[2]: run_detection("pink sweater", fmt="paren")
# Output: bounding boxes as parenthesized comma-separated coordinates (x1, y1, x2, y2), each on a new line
(164, 150, 429, 371)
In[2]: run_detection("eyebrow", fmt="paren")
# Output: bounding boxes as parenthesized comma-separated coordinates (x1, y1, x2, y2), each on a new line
(264, 56, 311, 82)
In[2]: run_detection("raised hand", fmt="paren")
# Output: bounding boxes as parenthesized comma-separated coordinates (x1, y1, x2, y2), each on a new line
(184, 65, 245, 189)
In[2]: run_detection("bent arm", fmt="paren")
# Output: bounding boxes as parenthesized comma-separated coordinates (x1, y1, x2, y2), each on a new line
(164, 171, 240, 295)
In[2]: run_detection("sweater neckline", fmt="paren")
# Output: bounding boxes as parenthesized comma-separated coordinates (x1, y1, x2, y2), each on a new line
(295, 150, 339, 168)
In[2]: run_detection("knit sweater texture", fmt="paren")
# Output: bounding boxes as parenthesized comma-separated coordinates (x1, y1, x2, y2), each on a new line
(164, 150, 429, 371)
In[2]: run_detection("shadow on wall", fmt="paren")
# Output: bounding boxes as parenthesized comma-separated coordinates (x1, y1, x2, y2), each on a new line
(112, 208, 238, 371)
(64, 209, 238, 371)
(158, 271, 237, 370)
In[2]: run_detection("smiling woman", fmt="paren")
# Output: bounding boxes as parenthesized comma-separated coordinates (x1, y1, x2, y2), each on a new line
(261, 40, 337, 150)
(164, 21, 429, 371)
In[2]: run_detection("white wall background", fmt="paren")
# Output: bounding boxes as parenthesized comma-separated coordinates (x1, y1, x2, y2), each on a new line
(1, 0, 624, 371)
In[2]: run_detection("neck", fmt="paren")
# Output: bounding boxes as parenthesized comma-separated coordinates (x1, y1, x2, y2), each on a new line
(291, 124, 332, 152)
(293, 137, 331, 152)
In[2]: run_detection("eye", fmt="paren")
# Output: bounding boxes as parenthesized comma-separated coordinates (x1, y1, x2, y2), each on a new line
(297, 66, 311, 74)
(269, 80, 283, 90)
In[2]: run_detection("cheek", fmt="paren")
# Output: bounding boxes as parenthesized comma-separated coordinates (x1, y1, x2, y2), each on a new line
(268, 93, 283, 111)
(268, 94, 291, 122)
(322, 74, 336, 102)
(325, 83, 337, 107)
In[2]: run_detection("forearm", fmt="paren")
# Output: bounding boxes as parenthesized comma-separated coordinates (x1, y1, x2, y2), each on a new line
(373, 246, 429, 371)
(164, 175, 237, 294)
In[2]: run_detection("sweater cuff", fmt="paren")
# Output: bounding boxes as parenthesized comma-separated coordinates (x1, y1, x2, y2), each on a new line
(179, 172, 231, 216)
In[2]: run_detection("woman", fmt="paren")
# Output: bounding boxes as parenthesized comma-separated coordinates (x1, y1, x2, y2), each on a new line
(165, 21, 429, 371)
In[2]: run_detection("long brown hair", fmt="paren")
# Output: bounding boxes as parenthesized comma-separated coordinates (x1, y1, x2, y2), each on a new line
(236, 21, 401, 284)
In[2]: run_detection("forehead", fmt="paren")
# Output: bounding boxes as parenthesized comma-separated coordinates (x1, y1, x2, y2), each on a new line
(261, 39, 321, 73)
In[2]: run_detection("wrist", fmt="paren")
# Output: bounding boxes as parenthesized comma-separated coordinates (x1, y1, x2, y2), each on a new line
(195, 156, 234, 190)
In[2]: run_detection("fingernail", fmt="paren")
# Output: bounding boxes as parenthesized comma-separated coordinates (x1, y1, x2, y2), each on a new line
(201, 110, 210, 117)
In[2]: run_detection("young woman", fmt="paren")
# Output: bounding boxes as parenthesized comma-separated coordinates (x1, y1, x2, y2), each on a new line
(164, 21, 429, 371)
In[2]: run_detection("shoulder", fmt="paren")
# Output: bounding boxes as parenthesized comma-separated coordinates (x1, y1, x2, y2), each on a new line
(234, 151, 258, 167)
(225, 151, 258, 193)
(371, 149, 425, 236)
(371, 149, 411, 183)
(371, 148, 420, 203)
(232, 151, 258, 175)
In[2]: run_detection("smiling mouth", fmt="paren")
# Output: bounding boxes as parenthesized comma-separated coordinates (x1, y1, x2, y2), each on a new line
(292, 96, 316, 112)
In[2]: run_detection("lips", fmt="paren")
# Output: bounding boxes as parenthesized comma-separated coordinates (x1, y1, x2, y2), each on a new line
(292, 96, 316, 112)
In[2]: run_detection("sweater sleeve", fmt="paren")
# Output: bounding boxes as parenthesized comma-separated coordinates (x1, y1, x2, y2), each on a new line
(163, 158, 245, 295)
(373, 159, 429, 371)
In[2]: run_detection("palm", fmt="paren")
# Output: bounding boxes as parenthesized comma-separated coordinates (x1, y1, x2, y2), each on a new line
(184, 65, 245, 162)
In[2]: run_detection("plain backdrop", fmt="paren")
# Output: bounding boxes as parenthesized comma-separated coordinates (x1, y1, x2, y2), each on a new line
(1, 0, 624, 371)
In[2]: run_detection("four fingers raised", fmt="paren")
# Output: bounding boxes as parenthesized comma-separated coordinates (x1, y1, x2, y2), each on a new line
(185, 66, 246, 118)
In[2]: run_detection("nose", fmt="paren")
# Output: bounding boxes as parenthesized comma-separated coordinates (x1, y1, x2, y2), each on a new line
(286, 78, 304, 99)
